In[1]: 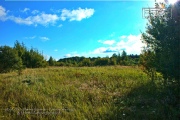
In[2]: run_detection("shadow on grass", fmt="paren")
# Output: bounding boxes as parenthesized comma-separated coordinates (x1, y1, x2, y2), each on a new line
(110, 81, 180, 120)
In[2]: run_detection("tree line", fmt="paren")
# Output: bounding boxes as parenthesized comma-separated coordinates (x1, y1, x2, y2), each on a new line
(0, 41, 47, 74)
(0, 40, 140, 74)
(48, 51, 140, 67)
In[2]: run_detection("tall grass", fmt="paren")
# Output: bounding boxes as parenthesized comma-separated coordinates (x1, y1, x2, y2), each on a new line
(0, 66, 179, 119)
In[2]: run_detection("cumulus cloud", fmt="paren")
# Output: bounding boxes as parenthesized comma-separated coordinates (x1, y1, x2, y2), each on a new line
(39, 36, 49, 41)
(0, 6, 7, 21)
(92, 47, 107, 54)
(50, 8, 61, 13)
(4, 12, 59, 26)
(91, 47, 118, 54)
(31, 10, 39, 14)
(64, 54, 71, 58)
(0, 6, 95, 26)
(120, 35, 126, 39)
(20, 8, 30, 13)
(13, 13, 58, 26)
(98, 40, 115, 45)
(64, 51, 80, 58)
(117, 34, 143, 54)
(91, 34, 144, 55)
(102, 40, 115, 45)
(60, 7, 95, 21)
(16, 8, 58, 26)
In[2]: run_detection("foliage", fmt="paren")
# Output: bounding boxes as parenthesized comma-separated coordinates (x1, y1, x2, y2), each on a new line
(48, 56, 56, 66)
(81, 58, 91, 66)
(22, 48, 47, 68)
(141, 1, 180, 85)
(58, 51, 140, 67)
(94, 58, 109, 66)
(0, 40, 47, 74)
(0, 46, 23, 73)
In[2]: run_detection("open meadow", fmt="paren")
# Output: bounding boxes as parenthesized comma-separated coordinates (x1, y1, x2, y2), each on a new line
(0, 66, 179, 120)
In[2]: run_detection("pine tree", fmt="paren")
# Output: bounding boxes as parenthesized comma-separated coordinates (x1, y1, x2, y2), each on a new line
(141, 1, 180, 84)
(48, 56, 55, 66)
(0, 46, 23, 73)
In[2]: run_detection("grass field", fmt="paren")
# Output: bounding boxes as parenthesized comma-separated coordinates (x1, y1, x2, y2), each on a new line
(0, 66, 179, 120)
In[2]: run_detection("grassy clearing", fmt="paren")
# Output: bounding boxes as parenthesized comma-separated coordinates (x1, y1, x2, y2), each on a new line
(0, 66, 179, 119)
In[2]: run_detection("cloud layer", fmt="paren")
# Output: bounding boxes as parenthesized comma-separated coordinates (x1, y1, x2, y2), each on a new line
(91, 34, 143, 55)
(98, 40, 115, 45)
(60, 8, 95, 21)
(0, 6, 95, 26)
(64, 34, 143, 58)
(0, 6, 7, 21)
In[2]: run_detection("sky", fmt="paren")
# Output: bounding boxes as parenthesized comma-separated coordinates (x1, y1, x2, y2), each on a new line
(0, 0, 155, 60)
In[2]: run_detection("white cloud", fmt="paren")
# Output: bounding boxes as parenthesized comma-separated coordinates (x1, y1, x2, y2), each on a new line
(54, 49, 58, 52)
(120, 35, 126, 39)
(0, 6, 7, 21)
(98, 40, 115, 45)
(60, 7, 95, 21)
(64, 51, 80, 58)
(71, 51, 79, 56)
(0, 6, 59, 26)
(62, 34, 143, 58)
(64, 54, 71, 58)
(91, 47, 118, 54)
(90, 34, 144, 56)
(24, 36, 36, 39)
(0, 6, 95, 26)
(39, 36, 49, 41)
(50, 8, 61, 13)
(58, 24, 63, 28)
(31, 10, 39, 14)
(117, 34, 143, 54)
(8, 13, 59, 26)
(21, 8, 30, 13)
(0, 6, 6, 16)
(91, 47, 107, 54)
(8, 16, 33, 25)
(103, 40, 115, 45)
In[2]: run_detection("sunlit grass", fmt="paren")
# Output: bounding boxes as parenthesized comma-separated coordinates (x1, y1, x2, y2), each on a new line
(0, 66, 179, 119)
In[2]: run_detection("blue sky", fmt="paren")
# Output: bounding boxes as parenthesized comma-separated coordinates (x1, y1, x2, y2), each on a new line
(0, 0, 155, 60)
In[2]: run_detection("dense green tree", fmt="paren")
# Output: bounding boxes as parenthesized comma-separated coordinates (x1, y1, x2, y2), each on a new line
(48, 56, 55, 66)
(94, 58, 109, 66)
(120, 50, 129, 65)
(141, 1, 180, 84)
(109, 58, 117, 65)
(121, 50, 127, 61)
(117, 53, 121, 64)
(23, 48, 47, 68)
(14, 40, 26, 58)
(81, 58, 91, 66)
(112, 53, 117, 58)
(0, 46, 23, 73)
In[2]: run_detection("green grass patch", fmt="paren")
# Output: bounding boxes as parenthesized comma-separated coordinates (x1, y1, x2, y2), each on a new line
(0, 66, 179, 119)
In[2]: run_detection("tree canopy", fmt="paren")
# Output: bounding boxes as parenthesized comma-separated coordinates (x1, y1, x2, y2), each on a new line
(0, 41, 47, 73)
(140, 1, 180, 84)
